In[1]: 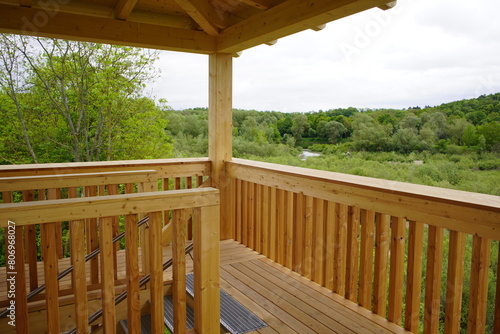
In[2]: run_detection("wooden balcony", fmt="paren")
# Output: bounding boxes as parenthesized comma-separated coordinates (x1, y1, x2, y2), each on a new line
(0, 158, 499, 333)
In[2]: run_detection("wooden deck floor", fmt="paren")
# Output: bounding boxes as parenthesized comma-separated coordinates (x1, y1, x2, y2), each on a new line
(0, 240, 409, 333)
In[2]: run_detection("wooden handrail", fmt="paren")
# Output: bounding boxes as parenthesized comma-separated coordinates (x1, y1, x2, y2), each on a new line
(227, 158, 500, 240)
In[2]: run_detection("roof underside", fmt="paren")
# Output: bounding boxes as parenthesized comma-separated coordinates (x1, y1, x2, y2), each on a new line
(0, 0, 396, 54)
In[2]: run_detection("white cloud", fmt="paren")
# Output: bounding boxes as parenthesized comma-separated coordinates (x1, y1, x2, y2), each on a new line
(149, 0, 500, 112)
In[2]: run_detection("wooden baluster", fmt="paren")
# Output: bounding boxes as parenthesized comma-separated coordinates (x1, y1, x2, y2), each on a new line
(261, 186, 270, 257)
(388, 216, 406, 325)
(345, 206, 360, 302)
(302, 195, 314, 279)
(248, 182, 255, 250)
(269, 187, 277, 262)
(68, 187, 89, 333)
(124, 184, 140, 334)
(196, 175, 203, 188)
(228, 177, 235, 241)
(193, 206, 220, 334)
(312, 198, 325, 285)
(163, 177, 170, 236)
(85, 186, 99, 284)
(3, 191, 29, 333)
(324, 201, 336, 291)
(359, 209, 375, 308)
(235, 179, 242, 243)
(424, 226, 444, 334)
(284, 191, 294, 269)
(373, 213, 390, 317)
(255, 184, 262, 254)
(444, 230, 465, 334)
(405, 221, 424, 333)
(241, 181, 248, 246)
(22, 190, 38, 291)
(173, 209, 188, 334)
(139, 181, 156, 277)
(495, 244, 500, 333)
(467, 235, 491, 334)
(100, 216, 116, 333)
(175, 177, 181, 190)
(149, 211, 164, 333)
(186, 176, 193, 189)
(292, 193, 304, 275)
(107, 184, 120, 280)
(276, 188, 284, 264)
(43, 188, 61, 333)
(333, 203, 348, 295)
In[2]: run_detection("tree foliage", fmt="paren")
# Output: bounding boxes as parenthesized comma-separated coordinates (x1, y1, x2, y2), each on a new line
(0, 34, 172, 164)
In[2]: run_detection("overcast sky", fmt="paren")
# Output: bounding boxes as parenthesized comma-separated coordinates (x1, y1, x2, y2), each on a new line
(148, 0, 500, 113)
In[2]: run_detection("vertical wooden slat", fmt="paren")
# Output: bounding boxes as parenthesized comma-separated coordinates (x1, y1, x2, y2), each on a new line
(85, 186, 99, 284)
(255, 184, 262, 254)
(186, 176, 193, 189)
(107, 184, 120, 280)
(100, 216, 116, 332)
(495, 245, 500, 333)
(43, 188, 60, 333)
(4, 191, 29, 333)
(359, 209, 375, 308)
(324, 201, 336, 291)
(194, 205, 220, 334)
(175, 177, 181, 190)
(125, 181, 140, 334)
(140, 181, 156, 277)
(276, 189, 285, 264)
(388, 216, 406, 325)
(303, 195, 314, 279)
(241, 181, 248, 246)
(373, 213, 390, 316)
(424, 226, 444, 334)
(163, 177, 170, 231)
(248, 182, 255, 250)
(444, 230, 465, 334)
(268, 187, 277, 262)
(405, 221, 424, 333)
(68, 187, 88, 334)
(292, 193, 304, 274)
(149, 211, 164, 334)
(196, 176, 203, 188)
(333, 203, 348, 296)
(313, 198, 325, 285)
(467, 235, 491, 334)
(22, 190, 38, 291)
(235, 179, 242, 243)
(173, 209, 188, 334)
(345, 206, 360, 302)
(261, 186, 270, 257)
(227, 177, 234, 241)
(284, 191, 294, 269)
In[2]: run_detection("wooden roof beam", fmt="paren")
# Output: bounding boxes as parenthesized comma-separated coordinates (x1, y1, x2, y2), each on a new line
(310, 24, 327, 31)
(18, 0, 31, 7)
(0, 4, 216, 54)
(378, 1, 397, 10)
(173, 0, 224, 36)
(217, 0, 396, 53)
(238, 0, 274, 10)
(115, 0, 138, 20)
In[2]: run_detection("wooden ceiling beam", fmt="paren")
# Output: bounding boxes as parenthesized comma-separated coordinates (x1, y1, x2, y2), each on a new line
(238, 0, 274, 10)
(173, 0, 223, 36)
(217, 0, 396, 53)
(378, 1, 397, 10)
(0, 4, 216, 54)
(115, 0, 138, 20)
(18, 0, 31, 7)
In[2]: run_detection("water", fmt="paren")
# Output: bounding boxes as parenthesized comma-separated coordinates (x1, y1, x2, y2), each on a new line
(300, 149, 321, 160)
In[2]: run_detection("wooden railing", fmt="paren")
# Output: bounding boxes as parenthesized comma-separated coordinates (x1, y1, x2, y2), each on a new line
(0, 158, 210, 304)
(226, 158, 500, 334)
(0, 184, 220, 333)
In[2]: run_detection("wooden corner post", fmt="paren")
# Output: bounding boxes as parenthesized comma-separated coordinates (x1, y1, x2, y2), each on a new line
(209, 53, 233, 240)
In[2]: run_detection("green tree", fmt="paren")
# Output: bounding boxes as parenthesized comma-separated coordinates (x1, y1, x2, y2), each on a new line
(291, 114, 309, 142)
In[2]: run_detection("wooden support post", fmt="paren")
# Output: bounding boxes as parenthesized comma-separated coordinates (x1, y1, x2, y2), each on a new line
(173, 209, 188, 334)
(193, 205, 220, 334)
(209, 53, 232, 240)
